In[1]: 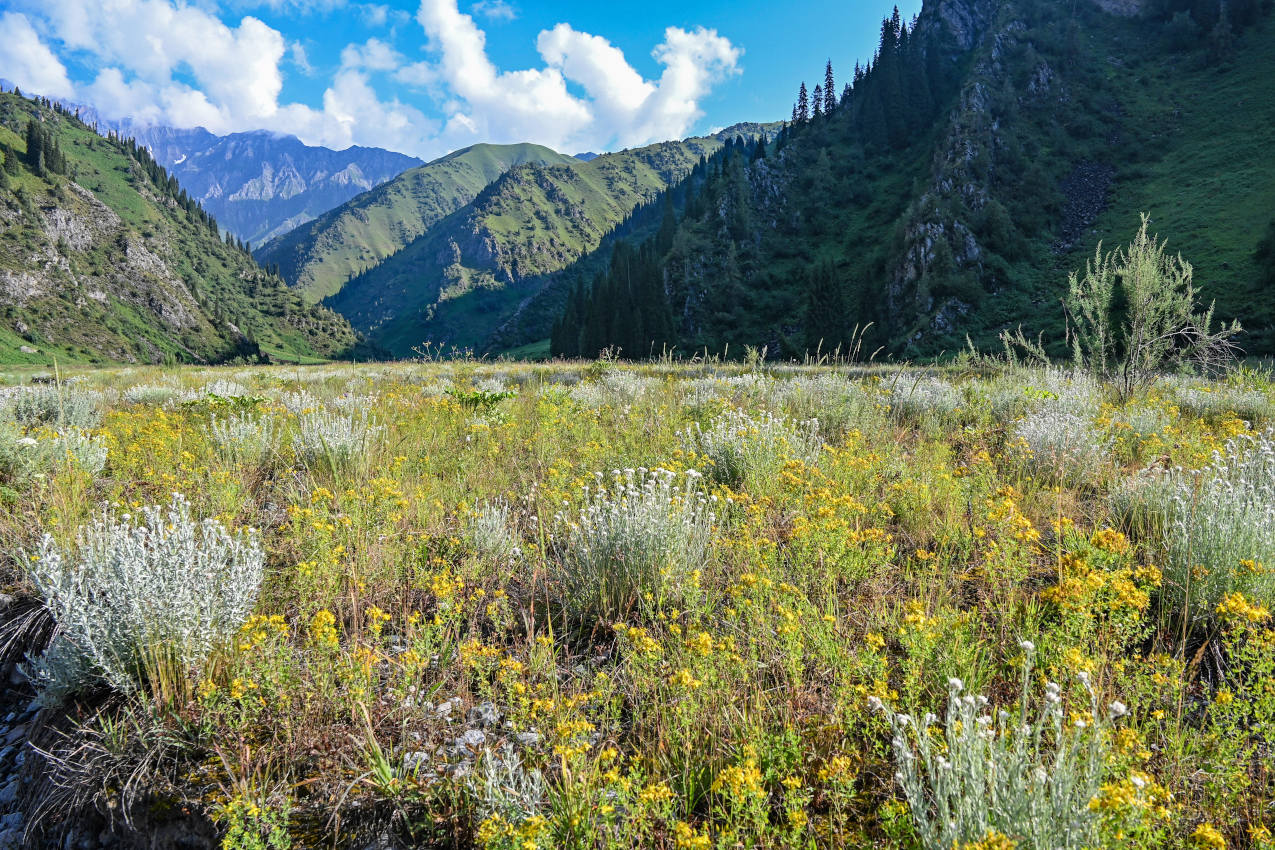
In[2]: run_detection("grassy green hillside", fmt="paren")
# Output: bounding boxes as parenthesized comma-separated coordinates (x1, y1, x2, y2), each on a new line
(0, 92, 357, 365)
(326, 129, 784, 356)
(255, 143, 577, 302)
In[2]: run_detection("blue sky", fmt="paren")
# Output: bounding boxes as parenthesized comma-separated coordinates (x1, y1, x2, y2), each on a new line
(0, 0, 920, 158)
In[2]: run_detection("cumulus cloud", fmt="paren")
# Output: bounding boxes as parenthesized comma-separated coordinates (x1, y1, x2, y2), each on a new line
(417, 0, 741, 152)
(0, 0, 741, 159)
(0, 12, 76, 98)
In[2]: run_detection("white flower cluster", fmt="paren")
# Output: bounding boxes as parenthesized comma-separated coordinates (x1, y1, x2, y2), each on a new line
(1174, 384, 1272, 426)
(875, 646, 1113, 850)
(681, 408, 822, 488)
(25, 494, 265, 705)
(568, 372, 658, 409)
(181, 378, 252, 402)
(553, 467, 717, 622)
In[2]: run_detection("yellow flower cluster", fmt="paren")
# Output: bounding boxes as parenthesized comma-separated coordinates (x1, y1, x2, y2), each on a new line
(712, 757, 765, 802)
(960, 829, 1017, 850)
(1216, 592, 1271, 625)
(309, 609, 339, 649)
(1190, 823, 1227, 850)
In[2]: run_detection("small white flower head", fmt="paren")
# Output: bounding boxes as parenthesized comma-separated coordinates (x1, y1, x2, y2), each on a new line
(1131, 774, 1146, 789)
(948, 677, 964, 693)
(17, 437, 37, 447)
(867, 695, 884, 713)
(1019, 639, 1035, 652)
(896, 713, 912, 727)
(1077, 671, 1092, 687)
(1108, 701, 1128, 719)
(923, 712, 938, 726)
(1074, 719, 1088, 729)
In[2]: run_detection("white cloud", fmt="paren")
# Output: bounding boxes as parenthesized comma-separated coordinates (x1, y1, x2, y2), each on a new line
(0, 12, 76, 99)
(4, 0, 740, 160)
(340, 38, 402, 72)
(417, 0, 741, 152)
(289, 42, 316, 76)
(470, 0, 516, 22)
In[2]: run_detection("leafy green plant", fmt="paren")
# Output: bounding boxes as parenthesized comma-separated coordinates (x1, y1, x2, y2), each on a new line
(1066, 214, 1241, 399)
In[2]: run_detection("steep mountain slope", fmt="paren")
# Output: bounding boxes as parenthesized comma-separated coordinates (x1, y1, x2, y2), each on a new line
(255, 143, 578, 302)
(324, 126, 778, 356)
(0, 92, 357, 365)
(550, 0, 1275, 359)
(132, 127, 421, 248)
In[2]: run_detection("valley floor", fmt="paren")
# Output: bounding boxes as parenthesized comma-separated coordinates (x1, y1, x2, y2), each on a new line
(0, 360, 1273, 848)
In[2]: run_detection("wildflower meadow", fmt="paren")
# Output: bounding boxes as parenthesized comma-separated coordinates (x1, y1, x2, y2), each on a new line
(1, 359, 1274, 849)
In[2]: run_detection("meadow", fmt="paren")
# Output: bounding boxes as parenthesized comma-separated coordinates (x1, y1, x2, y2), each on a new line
(1, 358, 1274, 849)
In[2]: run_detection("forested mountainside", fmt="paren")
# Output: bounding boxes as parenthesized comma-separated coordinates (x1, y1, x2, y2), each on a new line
(255, 143, 579, 303)
(550, 0, 1275, 360)
(0, 91, 357, 365)
(319, 125, 779, 356)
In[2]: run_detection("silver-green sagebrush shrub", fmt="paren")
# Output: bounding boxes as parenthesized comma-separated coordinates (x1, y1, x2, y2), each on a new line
(1012, 407, 1112, 488)
(1113, 429, 1275, 625)
(25, 494, 266, 705)
(552, 467, 717, 623)
(0, 422, 108, 481)
(1, 385, 105, 429)
(1173, 384, 1273, 426)
(206, 411, 280, 466)
(681, 408, 822, 489)
(875, 647, 1115, 850)
(885, 376, 961, 425)
(469, 499, 521, 563)
(294, 406, 384, 471)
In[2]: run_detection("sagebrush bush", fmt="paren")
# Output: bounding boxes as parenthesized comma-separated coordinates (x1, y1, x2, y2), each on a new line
(1174, 385, 1272, 426)
(776, 374, 877, 435)
(878, 650, 1113, 850)
(552, 467, 717, 623)
(1, 385, 104, 429)
(469, 499, 521, 563)
(294, 406, 383, 471)
(25, 494, 265, 704)
(206, 412, 279, 466)
(885, 376, 961, 425)
(681, 408, 822, 488)
(568, 372, 657, 408)
(1012, 407, 1112, 487)
(1115, 429, 1275, 624)
(0, 423, 108, 481)
(123, 383, 180, 407)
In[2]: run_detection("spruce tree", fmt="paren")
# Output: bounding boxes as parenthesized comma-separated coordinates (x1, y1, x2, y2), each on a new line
(812, 85, 824, 118)
(797, 82, 809, 122)
(824, 61, 836, 114)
